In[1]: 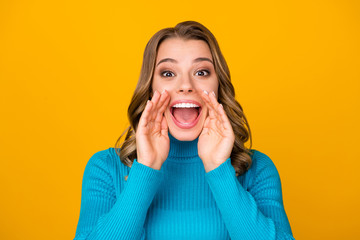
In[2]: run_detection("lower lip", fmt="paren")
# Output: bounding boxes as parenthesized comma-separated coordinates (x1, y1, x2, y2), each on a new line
(170, 108, 202, 129)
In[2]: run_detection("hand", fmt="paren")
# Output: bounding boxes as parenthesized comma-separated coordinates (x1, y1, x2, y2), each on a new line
(135, 90, 170, 170)
(198, 90, 235, 172)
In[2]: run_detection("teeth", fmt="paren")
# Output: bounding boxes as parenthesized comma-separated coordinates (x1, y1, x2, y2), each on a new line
(172, 103, 200, 108)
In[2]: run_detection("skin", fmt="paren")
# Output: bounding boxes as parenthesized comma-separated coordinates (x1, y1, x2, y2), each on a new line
(135, 38, 235, 172)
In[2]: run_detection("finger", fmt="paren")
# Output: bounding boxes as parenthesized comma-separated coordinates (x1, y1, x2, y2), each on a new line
(156, 90, 170, 115)
(201, 91, 225, 133)
(150, 90, 161, 120)
(160, 94, 171, 113)
(155, 92, 170, 125)
(217, 103, 233, 131)
(207, 102, 218, 120)
(209, 91, 220, 110)
(209, 91, 223, 123)
(138, 100, 153, 129)
(160, 115, 169, 136)
(201, 90, 217, 120)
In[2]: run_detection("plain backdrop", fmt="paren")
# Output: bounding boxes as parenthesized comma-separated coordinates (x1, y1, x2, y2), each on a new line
(0, 0, 359, 239)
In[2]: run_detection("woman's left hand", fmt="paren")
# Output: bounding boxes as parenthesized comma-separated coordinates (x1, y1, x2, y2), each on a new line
(198, 90, 235, 173)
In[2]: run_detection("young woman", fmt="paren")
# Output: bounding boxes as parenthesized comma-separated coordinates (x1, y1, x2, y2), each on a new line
(74, 21, 294, 240)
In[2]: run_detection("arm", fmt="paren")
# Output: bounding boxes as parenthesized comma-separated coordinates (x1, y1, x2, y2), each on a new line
(74, 90, 170, 240)
(205, 151, 294, 240)
(74, 150, 164, 240)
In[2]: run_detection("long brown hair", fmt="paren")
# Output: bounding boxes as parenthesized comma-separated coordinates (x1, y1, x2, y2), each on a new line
(115, 21, 253, 176)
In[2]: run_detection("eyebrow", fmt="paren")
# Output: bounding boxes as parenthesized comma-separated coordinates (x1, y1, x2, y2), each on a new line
(156, 57, 214, 66)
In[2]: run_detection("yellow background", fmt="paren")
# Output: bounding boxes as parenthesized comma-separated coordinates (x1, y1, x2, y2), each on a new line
(1, 0, 359, 239)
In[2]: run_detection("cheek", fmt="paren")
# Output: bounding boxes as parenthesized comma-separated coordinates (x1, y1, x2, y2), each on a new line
(152, 78, 174, 93)
(151, 80, 161, 93)
(212, 80, 219, 94)
(196, 78, 219, 91)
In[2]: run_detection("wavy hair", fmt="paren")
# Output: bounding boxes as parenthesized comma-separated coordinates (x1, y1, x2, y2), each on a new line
(115, 21, 253, 176)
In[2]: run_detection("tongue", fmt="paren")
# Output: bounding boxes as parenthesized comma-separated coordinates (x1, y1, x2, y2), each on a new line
(173, 108, 198, 124)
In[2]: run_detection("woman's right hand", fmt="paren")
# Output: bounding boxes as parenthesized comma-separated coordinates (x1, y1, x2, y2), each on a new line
(135, 90, 171, 170)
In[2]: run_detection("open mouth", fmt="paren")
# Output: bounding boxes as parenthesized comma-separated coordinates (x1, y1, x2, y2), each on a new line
(170, 101, 202, 129)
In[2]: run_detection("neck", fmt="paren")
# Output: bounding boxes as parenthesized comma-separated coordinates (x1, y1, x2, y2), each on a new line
(167, 132, 199, 161)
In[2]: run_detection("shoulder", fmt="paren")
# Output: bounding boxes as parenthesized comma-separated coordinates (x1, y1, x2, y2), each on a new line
(85, 148, 112, 170)
(249, 149, 278, 172)
(81, 148, 131, 197)
(245, 149, 282, 190)
(83, 147, 128, 179)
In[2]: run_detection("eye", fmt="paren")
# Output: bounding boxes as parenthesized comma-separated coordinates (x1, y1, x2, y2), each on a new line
(161, 71, 175, 77)
(195, 69, 210, 77)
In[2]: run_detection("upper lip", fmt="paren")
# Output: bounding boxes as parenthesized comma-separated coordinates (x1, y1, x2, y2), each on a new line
(170, 99, 202, 108)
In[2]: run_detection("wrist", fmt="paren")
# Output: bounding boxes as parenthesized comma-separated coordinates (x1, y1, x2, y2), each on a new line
(202, 158, 228, 173)
(137, 158, 162, 170)
(203, 161, 219, 173)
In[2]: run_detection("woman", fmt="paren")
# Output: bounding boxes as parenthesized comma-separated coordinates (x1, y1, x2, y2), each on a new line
(74, 21, 294, 240)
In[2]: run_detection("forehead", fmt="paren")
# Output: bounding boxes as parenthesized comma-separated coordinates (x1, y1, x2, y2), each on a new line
(156, 38, 213, 63)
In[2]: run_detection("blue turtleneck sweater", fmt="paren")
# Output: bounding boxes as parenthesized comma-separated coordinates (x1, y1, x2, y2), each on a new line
(74, 133, 294, 240)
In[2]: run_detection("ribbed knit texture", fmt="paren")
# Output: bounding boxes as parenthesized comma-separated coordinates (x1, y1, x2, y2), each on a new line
(74, 132, 294, 240)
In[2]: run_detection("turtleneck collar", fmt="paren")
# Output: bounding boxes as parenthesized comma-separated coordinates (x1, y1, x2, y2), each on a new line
(167, 132, 200, 162)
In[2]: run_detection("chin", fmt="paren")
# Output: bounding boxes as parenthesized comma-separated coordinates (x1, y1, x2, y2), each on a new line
(168, 127, 202, 141)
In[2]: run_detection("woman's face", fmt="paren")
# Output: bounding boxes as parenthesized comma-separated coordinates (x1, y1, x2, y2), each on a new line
(152, 38, 219, 141)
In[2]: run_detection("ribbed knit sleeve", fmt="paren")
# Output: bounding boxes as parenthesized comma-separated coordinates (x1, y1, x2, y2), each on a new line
(204, 151, 294, 240)
(74, 150, 164, 240)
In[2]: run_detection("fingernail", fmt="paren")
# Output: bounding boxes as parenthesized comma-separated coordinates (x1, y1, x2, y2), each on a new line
(212, 91, 216, 97)
(154, 90, 158, 95)
(220, 104, 223, 108)
(161, 89, 165, 94)
(203, 90, 208, 95)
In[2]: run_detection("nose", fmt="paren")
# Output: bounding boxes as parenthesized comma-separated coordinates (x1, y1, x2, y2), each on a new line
(178, 88, 193, 93)
(177, 74, 194, 94)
